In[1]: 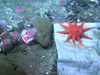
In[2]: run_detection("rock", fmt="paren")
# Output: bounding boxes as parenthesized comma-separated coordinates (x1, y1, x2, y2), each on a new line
(72, 5, 80, 13)
(17, 22, 24, 29)
(65, 15, 77, 22)
(7, 44, 57, 75)
(33, 18, 52, 48)
(84, 16, 95, 22)
(77, 0, 88, 7)
(0, 53, 27, 75)
(89, 1, 99, 7)
(54, 22, 100, 75)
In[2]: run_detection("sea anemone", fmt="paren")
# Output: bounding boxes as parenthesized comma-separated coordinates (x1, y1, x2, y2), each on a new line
(26, 28, 37, 38)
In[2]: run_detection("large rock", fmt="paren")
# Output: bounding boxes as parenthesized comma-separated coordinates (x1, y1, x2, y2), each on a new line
(33, 18, 52, 48)
(7, 44, 57, 75)
(0, 53, 27, 75)
(54, 22, 100, 75)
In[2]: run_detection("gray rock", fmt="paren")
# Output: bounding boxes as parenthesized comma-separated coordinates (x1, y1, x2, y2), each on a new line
(33, 18, 52, 48)
(54, 22, 100, 75)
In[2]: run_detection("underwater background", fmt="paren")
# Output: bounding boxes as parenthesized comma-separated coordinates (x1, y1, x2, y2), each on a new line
(0, 0, 100, 75)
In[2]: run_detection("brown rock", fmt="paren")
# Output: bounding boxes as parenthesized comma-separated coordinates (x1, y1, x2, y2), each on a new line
(0, 55, 27, 75)
(33, 18, 52, 48)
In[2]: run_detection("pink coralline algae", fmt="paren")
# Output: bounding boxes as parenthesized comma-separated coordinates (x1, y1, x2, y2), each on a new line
(59, 0, 67, 6)
(16, 7, 24, 13)
(0, 39, 12, 50)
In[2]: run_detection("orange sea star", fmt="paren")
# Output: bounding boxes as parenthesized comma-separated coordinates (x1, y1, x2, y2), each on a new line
(56, 21, 94, 47)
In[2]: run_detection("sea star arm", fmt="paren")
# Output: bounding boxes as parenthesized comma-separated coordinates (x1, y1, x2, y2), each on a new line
(65, 32, 73, 43)
(65, 22, 73, 26)
(76, 34, 84, 47)
(72, 33, 76, 46)
(79, 30, 92, 39)
(57, 23, 69, 29)
(73, 22, 77, 26)
(81, 32, 92, 39)
(78, 21, 85, 28)
(56, 30, 71, 33)
(82, 27, 94, 32)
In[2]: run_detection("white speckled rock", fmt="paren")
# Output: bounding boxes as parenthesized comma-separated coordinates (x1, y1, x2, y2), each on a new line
(54, 22, 100, 75)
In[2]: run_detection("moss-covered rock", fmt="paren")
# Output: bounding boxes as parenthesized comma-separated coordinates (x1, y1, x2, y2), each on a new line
(33, 18, 52, 48)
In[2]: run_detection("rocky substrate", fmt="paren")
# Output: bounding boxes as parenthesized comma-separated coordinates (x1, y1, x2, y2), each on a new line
(0, 17, 57, 75)
(6, 43, 57, 75)
(0, 54, 27, 75)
